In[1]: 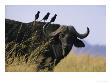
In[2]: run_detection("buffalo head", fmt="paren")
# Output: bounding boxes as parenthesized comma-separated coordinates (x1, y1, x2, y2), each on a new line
(44, 24, 89, 57)
(36, 23, 90, 71)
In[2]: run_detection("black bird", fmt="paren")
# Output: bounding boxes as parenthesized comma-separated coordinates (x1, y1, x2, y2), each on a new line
(50, 14, 57, 23)
(35, 11, 40, 21)
(41, 12, 50, 22)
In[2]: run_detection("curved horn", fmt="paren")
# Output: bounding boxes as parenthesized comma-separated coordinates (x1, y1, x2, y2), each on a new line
(49, 25, 64, 37)
(43, 22, 62, 38)
(71, 26, 90, 39)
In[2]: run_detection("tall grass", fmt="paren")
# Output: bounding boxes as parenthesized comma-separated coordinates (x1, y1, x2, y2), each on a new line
(5, 52, 106, 72)
(54, 52, 106, 72)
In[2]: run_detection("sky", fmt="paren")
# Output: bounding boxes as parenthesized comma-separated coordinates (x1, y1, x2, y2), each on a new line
(5, 5, 106, 45)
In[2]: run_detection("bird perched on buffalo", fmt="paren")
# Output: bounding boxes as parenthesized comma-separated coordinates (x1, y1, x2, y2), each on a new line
(40, 12, 50, 22)
(50, 14, 57, 23)
(35, 11, 40, 21)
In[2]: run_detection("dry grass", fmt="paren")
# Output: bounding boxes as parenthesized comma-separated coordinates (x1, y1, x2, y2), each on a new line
(6, 44, 105, 72)
(5, 64, 37, 72)
(5, 55, 37, 72)
(5, 52, 106, 72)
(5, 55, 50, 72)
(54, 52, 106, 72)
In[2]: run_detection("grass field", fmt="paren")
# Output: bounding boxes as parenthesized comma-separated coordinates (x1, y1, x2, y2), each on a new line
(54, 52, 106, 72)
(5, 52, 106, 72)
(5, 56, 37, 72)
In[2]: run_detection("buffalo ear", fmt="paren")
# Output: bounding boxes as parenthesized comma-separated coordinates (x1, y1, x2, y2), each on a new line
(73, 38, 85, 47)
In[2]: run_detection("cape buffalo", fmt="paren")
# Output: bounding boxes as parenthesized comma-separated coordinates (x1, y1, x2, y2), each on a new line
(36, 22, 90, 71)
